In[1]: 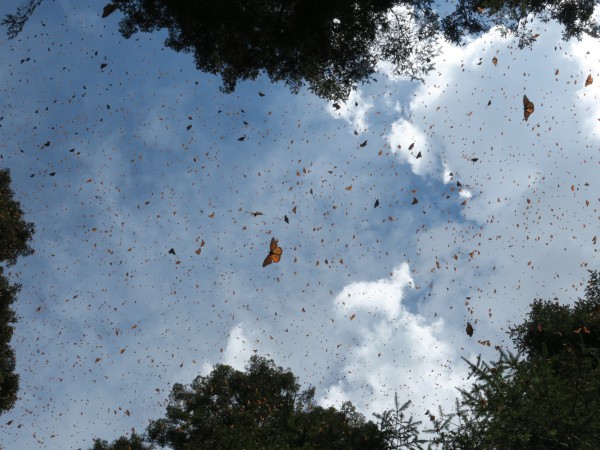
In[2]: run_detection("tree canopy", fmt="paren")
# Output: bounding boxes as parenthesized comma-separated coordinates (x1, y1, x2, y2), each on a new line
(0, 168, 35, 414)
(146, 355, 386, 449)
(111, 0, 437, 101)
(87, 433, 152, 450)
(430, 270, 600, 449)
(0, 169, 34, 267)
(88, 355, 388, 449)
(4, 1, 600, 100)
(442, 0, 600, 48)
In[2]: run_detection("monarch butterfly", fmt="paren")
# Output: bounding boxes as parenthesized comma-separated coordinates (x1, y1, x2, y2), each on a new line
(262, 238, 282, 267)
(466, 322, 474, 337)
(585, 74, 593, 87)
(523, 95, 534, 121)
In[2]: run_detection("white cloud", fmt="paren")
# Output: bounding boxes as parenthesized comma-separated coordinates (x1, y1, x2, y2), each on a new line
(321, 264, 469, 419)
(222, 324, 252, 370)
(333, 262, 413, 321)
(380, 17, 599, 341)
(327, 90, 373, 133)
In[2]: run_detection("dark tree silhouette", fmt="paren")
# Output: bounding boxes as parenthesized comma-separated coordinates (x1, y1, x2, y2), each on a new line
(442, 0, 600, 48)
(0, 169, 34, 266)
(0, 276, 20, 414)
(430, 270, 600, 449)
(0, 168, 35, 414)
(374, 393, 425, 449)
(88, 355, 386, 449)
(4, 1, 600, 100)
(85, 433, 152, 450)
(1, 0, 44, 39)
(111, 0, 438, 101)
(147, 355, 386, 449)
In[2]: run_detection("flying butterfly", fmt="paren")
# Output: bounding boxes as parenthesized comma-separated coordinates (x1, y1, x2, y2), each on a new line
(466, 322, 474, 337)
(262, 238, 282, 267)
(523, 95, 534, 121)
(585, 74, 593, 87)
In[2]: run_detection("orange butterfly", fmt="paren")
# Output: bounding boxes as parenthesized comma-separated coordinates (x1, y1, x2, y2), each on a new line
(585, 74, 593, 87)
(262, 238, 282, 267)
(523, 95, 534, 121)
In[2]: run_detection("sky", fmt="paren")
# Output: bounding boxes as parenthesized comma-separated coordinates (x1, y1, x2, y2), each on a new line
(0, 1, 598, 448)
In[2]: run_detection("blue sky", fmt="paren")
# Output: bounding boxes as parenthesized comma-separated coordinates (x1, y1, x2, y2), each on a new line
(0, 1, 598, 448)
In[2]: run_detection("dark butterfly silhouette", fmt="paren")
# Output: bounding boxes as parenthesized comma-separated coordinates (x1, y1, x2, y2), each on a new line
(523, 95, 534, 121)
(411, 197, 418, 205)
(168, 248, 176, 255)
(374, 199, 380, 208)
(466, 322, 474, 337)
(263, 238, 282, 267)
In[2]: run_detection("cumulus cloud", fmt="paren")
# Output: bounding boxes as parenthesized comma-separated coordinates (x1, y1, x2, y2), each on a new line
(327, 89, 373, 133)
(320, 264, 469, 418)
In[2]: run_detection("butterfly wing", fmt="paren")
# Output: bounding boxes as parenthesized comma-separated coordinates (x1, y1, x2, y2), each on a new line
(270, 246, 283, 263)
(262, 254, 273, 267)
(586, 74, 593, 87)
(269, 238, 278, 252)
(523, 95, 534, 121)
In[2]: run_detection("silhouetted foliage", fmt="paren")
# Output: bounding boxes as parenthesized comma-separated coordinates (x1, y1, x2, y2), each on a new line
(4, 1, 600, 99)
(0, 168, 35, 415)
(430, 270, 600, 449)
(110, 0, 438, 101)
(374, 392, 425, 449)
(146, 354, 386, 449)
(86, 433, 152, 450)
(0, 169, 35, 267)
(510, 270, 600, 364)
(0, 0, 44, 39)
(92, 355, 386, 449)
(442, 0, 600, 47)
(90, 433, 155, 450)
(0, 275, 19, 414)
